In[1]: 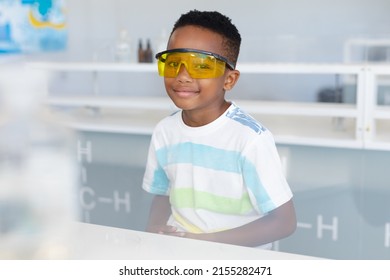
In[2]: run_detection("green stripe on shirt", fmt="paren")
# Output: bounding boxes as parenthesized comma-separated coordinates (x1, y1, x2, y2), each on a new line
(170, 188, 254, 215)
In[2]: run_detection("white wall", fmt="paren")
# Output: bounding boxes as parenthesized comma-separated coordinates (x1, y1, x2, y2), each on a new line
(29, 0, 387, 101)
(62, 0, 390, 63)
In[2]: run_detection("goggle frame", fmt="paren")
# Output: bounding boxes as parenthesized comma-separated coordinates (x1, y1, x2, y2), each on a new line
(155, 48, 235, 79)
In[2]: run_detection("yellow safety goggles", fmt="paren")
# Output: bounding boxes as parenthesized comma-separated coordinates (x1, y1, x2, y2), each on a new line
(155, 48, 235, 79)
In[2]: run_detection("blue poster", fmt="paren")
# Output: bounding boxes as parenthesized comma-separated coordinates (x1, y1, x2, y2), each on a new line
(0, 0, 67, 54)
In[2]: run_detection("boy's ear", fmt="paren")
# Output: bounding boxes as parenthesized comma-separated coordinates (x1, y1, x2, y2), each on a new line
(223, 69, 240, 91)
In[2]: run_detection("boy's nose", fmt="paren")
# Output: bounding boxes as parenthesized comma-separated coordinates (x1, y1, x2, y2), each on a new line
(176, 62, 192, 79)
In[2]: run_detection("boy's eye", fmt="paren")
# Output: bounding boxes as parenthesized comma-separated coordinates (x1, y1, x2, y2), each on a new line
(167, 61, 180, 68)
(194, 63, 211, 70)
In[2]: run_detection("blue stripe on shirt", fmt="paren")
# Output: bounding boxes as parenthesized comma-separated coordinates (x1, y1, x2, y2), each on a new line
(150, 142, 275, 213)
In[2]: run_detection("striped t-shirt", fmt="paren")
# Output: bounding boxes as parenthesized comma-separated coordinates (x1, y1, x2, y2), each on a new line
(142, 102, 293, 238)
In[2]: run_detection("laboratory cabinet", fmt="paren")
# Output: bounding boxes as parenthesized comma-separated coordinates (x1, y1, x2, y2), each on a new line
(27, 61, 390, 259)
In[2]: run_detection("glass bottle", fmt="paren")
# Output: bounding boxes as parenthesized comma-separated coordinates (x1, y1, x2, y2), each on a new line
(138, 39, 144, 63)
(144, 39, 153, 63)
(114, 29, 132, 63)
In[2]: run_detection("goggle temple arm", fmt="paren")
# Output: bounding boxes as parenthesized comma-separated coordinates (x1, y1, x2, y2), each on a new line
(155, 48, 235, 70)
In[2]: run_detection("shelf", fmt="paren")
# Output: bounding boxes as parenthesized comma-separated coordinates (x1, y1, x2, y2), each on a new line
(254, 114, 360, 149)
(237, 63, 362, 74)
(30, 61, 390, 150)
(51, 107, 170, 135)
(276, 136, 362, 149)
(27, 62, 156, 72)
(373, 105, 390, 119)
(236, 100, 358, 118)
(59, 115, 158, 135)
(369, 65, 390, 75)
(49, 109, 362, 148)
(46, 95, 176, 110)
(29, 61, 363, 74)
(46, 97, 361, 148)
(47, 96, 358, 118)
(364, 141, 390, 151)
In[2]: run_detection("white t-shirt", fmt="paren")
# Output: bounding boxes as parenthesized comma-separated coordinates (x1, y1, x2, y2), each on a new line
(142, 102, 293, 245)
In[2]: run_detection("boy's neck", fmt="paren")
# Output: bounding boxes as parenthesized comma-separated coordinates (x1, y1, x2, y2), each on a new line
(181, 100, 231, 127)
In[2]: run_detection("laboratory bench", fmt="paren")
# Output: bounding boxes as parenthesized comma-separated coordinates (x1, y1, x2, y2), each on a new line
(64, 222, 319, 260)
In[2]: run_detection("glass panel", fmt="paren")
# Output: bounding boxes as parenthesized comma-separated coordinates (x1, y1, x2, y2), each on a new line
(278, 145, 390, 259)
(75, 132, 153, 231)
(234, 73, 357, 104)
(377, 75, 390, 106)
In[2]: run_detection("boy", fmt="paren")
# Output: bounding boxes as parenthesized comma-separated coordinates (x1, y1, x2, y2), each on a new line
(142, 10, 296, 248)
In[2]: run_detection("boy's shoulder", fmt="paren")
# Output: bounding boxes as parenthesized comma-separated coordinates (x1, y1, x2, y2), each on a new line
(226, 103, 267, 135)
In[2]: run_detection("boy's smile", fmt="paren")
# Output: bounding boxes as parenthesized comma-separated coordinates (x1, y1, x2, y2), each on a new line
(172, 85, 200, 99)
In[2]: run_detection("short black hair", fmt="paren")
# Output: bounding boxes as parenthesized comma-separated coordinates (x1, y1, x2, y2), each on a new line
(170, 10, 241, 67)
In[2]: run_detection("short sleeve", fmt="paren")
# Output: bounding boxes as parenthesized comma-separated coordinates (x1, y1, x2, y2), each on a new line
(241, 130, 293, 214)
(142, 132, 170, 195)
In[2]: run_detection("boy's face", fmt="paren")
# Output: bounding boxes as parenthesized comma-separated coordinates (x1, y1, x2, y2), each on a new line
(163, 25, 239, 123)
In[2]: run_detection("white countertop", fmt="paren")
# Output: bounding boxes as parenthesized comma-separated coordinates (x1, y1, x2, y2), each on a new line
(65, 222, 318, 260)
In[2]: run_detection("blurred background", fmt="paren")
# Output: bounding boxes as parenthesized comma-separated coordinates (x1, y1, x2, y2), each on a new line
(1, 0, 390, 259)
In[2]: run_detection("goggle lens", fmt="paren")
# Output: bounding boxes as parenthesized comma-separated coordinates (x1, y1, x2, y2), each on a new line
(156, 49, 234, 79)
